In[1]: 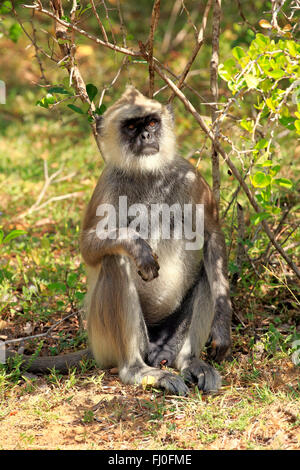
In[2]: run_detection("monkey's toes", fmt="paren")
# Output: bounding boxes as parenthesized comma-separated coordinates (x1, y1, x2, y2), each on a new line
(158, 372, 189, 396)
(182, 360, 221, 394)
(147, 345, 175, 368)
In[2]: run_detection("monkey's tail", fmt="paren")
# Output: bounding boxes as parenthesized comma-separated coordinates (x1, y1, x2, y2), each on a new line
(85, 256, 130, 368)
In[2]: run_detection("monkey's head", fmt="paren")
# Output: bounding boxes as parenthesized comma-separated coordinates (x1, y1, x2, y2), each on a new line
(96, 86, 176, 171)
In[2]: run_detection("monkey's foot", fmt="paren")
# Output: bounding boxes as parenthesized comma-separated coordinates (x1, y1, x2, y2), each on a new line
(206, 333, 231, 363)
(147, 343, 176, 368)
(182, 358, 221, 394)
(120, 365, 189, 396)
(156, 371, 189, 396)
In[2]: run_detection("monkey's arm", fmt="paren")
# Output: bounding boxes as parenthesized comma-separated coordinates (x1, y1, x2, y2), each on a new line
(80, 179, 159, 281)
(81, 227, 159, 281)
(193, 172, 232, 362)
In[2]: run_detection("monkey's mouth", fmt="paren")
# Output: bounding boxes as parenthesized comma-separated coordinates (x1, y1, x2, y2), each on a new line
(137, 143, 160, 156)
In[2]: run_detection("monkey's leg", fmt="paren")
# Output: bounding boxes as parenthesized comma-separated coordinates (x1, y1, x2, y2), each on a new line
(87, 256, 189, 396)
(146, 278, 197, 368)
(147, 265, 221, 393)
(204, 231, 232, 362)
(174, 266, 222, 393)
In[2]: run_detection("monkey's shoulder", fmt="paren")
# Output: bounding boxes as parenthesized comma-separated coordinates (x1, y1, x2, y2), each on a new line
(99, 158, 212, 195)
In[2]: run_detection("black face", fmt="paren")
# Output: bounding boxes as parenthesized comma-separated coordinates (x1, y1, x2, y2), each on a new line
(121, 114, 161, 156)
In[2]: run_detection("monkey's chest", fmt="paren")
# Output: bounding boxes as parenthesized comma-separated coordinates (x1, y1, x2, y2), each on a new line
(134, 240, 202, 324)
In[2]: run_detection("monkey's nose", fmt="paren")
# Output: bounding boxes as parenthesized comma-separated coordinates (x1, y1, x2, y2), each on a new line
(141, 131, 151, 140)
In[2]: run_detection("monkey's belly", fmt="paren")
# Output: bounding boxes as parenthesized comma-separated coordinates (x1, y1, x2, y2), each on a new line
(134, 243, 202, 324)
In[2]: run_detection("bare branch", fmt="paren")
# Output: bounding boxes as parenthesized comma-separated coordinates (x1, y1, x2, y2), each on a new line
(161, 0, 182, 53)
(4, 311, 80, 345)
(139, 47, 300, 279)
(210, 0, 221, 206)
(90, 0, 108, 42)
(168, 0, 213, 103)
(22, 2, 140, 57)
(117, 0, 127, 48)
(148, 0, 161, 98)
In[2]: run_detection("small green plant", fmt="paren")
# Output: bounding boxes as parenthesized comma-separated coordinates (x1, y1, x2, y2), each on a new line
(82, 409, 94, 424)
(219, 32, 300, 261)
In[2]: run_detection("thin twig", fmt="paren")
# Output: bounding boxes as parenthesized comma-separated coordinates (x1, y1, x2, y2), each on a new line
(22, 1, 300, 279)
(210, 0, 221, 207)
(4, 311, 80, 345)
(161, 0, 182, 53)
(117, 0, 127, 48)
(23, 2, 139, 57)
(90, 0, 108, 42)
(139, 44, 300, 279)
(168, 0, 213, 103)
(148, 0, 161, 98)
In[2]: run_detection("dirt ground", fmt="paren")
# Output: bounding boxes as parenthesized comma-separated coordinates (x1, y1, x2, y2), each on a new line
(1, 358, 299, 450)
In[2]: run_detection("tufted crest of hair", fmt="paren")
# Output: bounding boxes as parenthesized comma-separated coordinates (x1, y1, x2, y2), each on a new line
(98, 86, 176, 172)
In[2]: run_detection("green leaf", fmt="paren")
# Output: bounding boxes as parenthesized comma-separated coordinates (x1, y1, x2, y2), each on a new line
(251, 172, 271, 188)
(95, 104, 106, 115)
(219, 59, 238, 82)
(286, 40, 298, 58)
(279, 116, 295, 130)
(240, 119, 254, 133)
(8, 23, 22, 43)
(67, 273, 77, 287)
(245, 74, 260, 89)
(61, 15, 71, 23)
(232, 46, 246, 61)
(257, 161, 272, 168)
(267, 69, 285, 79)
(45, 93, 55, 105)
(0, 230, 4, 245)
(48, 86, 71, 95)
(270, 165, 281, 177)
(218, 64, 231, 82)
(0, 1, 12, 13)
(270, 206, 281, 215)
(75, 292, 85, 301)
(265, 97, 276, 111)
(86, 83, 98, 102)
(251, 212, 270, 226)
(48, 282, 67, 293)
(36, 99, 48, 109)
(223, 58, 237, 74)
(274, 178, 293, 189)
(57, 38, 70, 45)
(295, 120, 300, 134)
(260, 78, 273, 93)
(255, 138, 268, 150)
(67, 104, 85, 114)
(3, 230, 27, 244)
(255, 33, 270, 47)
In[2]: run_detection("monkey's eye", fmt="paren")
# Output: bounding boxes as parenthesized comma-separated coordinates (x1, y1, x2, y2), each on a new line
(148, 120, 156, 127)
(127, 123, 135, 130)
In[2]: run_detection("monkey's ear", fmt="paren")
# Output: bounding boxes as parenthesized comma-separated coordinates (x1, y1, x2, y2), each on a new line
(95, 115, 104, 136)
(166, 103, 175, 123)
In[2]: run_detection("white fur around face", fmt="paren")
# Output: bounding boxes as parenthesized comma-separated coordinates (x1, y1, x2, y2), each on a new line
(99, 87, 177, 173)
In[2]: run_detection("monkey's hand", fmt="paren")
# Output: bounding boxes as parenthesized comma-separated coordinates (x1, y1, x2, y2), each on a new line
(135, 246, 160, 282)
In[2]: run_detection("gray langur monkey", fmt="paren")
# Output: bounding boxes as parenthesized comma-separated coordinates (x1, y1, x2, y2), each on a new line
(80, 86, 232, 395)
